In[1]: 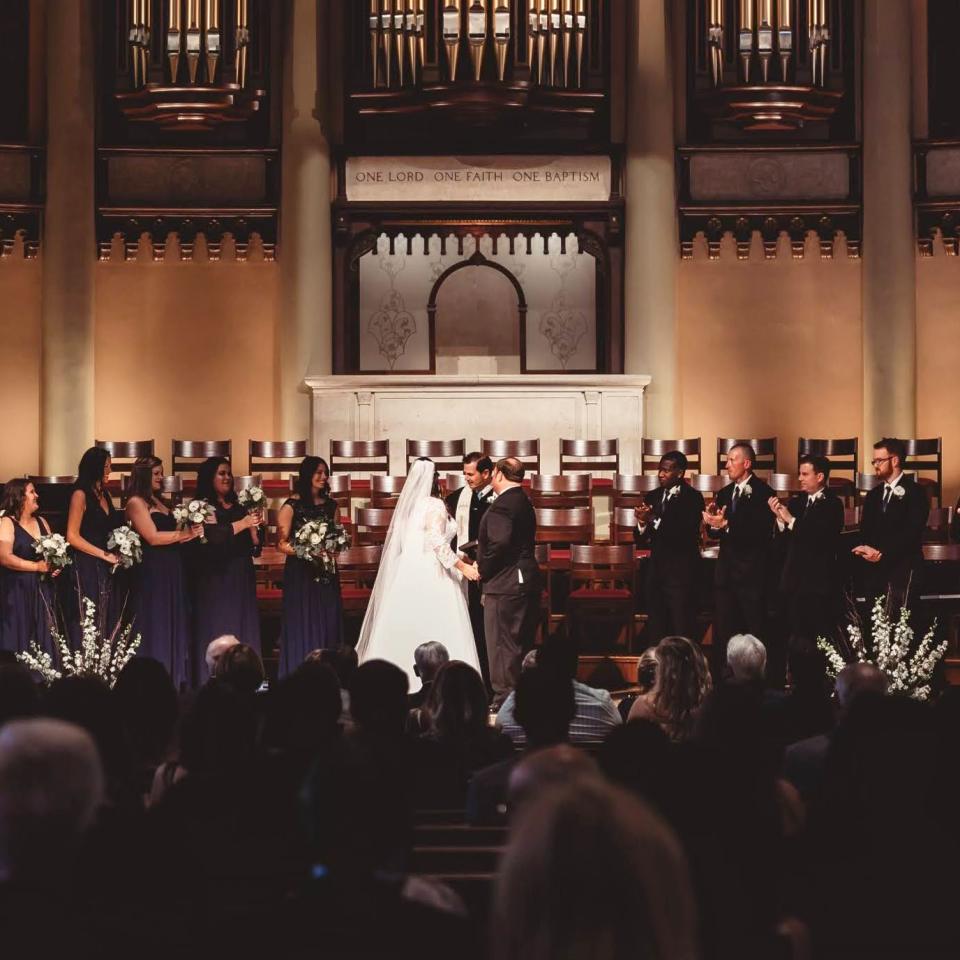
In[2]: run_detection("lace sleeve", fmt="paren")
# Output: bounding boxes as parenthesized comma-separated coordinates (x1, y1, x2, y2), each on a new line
(424, 499, 459, 570)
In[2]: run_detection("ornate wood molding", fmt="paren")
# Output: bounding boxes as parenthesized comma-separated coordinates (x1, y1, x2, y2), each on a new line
(0, 145, 44, 258)
(914, 140, 960, 256)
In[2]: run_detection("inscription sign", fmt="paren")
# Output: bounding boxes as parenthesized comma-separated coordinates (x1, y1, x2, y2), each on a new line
(346, 155, 612, 202)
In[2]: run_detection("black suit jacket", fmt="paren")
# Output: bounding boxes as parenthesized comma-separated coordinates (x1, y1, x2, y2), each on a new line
(777, 490, 844, 596)
(634, 482, 704, 576)
(444, 486, 493, 551)
(711, 474, 776, 587)
(857, 476, 927, 582)
(477, 486, 540, 596)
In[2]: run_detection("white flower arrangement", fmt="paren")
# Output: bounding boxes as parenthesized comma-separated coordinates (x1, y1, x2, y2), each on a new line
(741, 483, 752, 498)
(817, 595, 948, 702)
(892, 485, 905, 499)
(16, 597, 141, 689)
(293, 517, 351, 582)
(237, 484, 267, 513)
(172, 499, 216, 543)
(107, 525, 143, 569)
(34, 533, 71, 576)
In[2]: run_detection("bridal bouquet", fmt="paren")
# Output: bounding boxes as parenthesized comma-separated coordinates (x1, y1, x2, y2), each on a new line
(173, 499, 216, 543)
(293, 517, 351, 582)
(18, 597, 140, 689)
(818, 595, 947, 702)
(237, 484, 267, 514)
(34, 532, 71, 575)
(107, 525, 143, 569)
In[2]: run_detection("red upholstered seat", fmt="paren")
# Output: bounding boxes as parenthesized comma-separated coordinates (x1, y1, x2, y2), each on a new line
(567, 588, 632, 601)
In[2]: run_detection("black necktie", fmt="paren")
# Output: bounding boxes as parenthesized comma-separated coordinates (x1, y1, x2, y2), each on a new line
(882, 487, 892, 512)
(731, 486, 741, 514)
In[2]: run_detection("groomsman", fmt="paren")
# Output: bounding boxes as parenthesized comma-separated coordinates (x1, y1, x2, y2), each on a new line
(853, 438, 928, 605)
(768, 455, 845, 644)
(703, 444, 775, 659)
(445, 452, 495, 689)
(634, 451, 704, 644)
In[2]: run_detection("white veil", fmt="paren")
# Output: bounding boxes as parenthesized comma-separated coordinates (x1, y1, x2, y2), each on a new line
(355, 458, 438, 661)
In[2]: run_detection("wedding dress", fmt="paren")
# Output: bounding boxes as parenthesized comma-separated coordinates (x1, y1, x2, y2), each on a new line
(355, 459, 481, 690)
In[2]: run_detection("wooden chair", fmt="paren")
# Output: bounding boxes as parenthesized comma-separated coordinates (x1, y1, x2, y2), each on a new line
(559, 439, 619, 475)
(171, 439, 232, 475)
(798, 437, 858, 496)
(535, 543, 552, 643)
(530, 473, 592, 508)
(613, 474, 659, 508)
(611, 506, 640, 545)
(329, 439, 390, 476)
(843, 506, 861, 531)
(327, 473, 352, 518)
(690, 473, 726, 502)
(534, 507, 593, 546)
(27, 475, 77, 534)
(355, 507, 395, 545)
(249, 439, 308, 478)
(444, 472, 468, 494)
(567, 544, 637, 651)
(856, 472, 881, 503)
(716, 437, 778, 475)
(769, 473, 799, 498)
(481, 438, 541, 475)
(641, 438, 701, 474)
(925, 506, 952, 544)
(406, 439, 465, 474)
(338, 545, 382, 619)
(94, 439, 155, 475)
(903, 438, 943, 505)
(370, 475, 406, 506)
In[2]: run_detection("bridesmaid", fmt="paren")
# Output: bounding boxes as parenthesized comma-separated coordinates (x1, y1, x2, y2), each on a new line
(66, 447, 124, 633)
(190, 456, 262, 682)
(0, 479, 58, 656)
(125, 457, 201, 690)
(277, 456, 343, 677)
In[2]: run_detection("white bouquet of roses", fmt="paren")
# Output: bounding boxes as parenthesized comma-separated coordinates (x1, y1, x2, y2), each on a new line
(107, 524, 143, 570)
(34, 532, 71, 576)
(173, 498, 216, 543)
(237, 484, 266, 514)
(293, 517, 351, 582)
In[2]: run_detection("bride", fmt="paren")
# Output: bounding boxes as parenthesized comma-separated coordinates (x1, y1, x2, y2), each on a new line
(356, 458, 481, 689)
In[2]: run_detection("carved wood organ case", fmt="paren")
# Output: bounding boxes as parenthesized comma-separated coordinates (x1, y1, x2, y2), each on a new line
(333, 1, 622, 376)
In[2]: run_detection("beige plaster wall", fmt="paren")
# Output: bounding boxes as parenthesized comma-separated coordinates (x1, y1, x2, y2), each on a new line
(0, 256, 42, 481)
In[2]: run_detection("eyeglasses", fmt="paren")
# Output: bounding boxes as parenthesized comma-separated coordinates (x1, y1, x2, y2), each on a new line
(870, 456, 893, 467)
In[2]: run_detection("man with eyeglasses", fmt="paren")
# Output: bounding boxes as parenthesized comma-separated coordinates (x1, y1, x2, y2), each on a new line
(852, 437, 928, 605)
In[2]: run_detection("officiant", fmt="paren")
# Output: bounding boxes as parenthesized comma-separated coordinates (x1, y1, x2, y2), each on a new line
(446, 452, 496, 691)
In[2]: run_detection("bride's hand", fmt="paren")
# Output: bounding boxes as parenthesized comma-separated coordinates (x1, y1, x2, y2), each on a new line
(458, 560, 480, 582)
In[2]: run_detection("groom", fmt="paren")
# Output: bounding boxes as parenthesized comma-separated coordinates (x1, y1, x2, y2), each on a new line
(477, 457, 541, 707)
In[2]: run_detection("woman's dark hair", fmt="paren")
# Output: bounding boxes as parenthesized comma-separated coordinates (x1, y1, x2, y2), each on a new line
(415, 457, 442, 498)
(128, 456, 163, 505)
(75, 447, 111, 498)
(0, 478, 32, 520)
(424, 661, 490, 742)
(195, 456, 235, 505)
(294, 456, 330, 504)
(216, 642, 265, 697)
(113, 657, 178, 766)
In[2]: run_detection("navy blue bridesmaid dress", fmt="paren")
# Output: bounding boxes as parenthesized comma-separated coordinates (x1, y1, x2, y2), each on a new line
(190, 499, 261, 683)
(278, 497, 343, 677)
(68, 490, 130, 637)
(130, 511, 191, 690)
(0, 517, 57, 656)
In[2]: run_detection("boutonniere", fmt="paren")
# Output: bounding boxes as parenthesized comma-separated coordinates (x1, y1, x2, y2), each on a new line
(665, 485, 680, 499)
(742, 483, 752, 498)
(487, 492, 498, 503)
(892, 485, 905, 499)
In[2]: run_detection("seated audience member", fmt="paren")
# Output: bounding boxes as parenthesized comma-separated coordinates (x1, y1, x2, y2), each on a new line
(491, 778, 698, 960)
(628, 635, 712, 742)
(618, 646, 658, 722)
(215, 642, 266, 697)
(726, 633, 767, 686)
(204, 633, 239, 679)
(310, 644, 359, 728)
(407, 640, 450, 733)
(0, 663, 42, 728)
(467, 665, 576, 825)
(768, 642, 834, 747)
(415, 661, 513, 806)
(0, 718, 104, 886)
(506, 744, 601, 817)
(497, 633, 621, 747)
(112, 657, 179, 798)
(783, 661, 886, 803)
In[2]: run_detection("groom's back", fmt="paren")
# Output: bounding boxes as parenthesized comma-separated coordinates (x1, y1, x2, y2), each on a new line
(479, 487, 539, 595)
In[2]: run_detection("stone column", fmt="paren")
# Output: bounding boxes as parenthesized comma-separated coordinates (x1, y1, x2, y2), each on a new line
(862, 0, 916, 451)
(278, 0, 333, 443)
(40, 0, 95, 473)
(623, 0, 679, 438)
